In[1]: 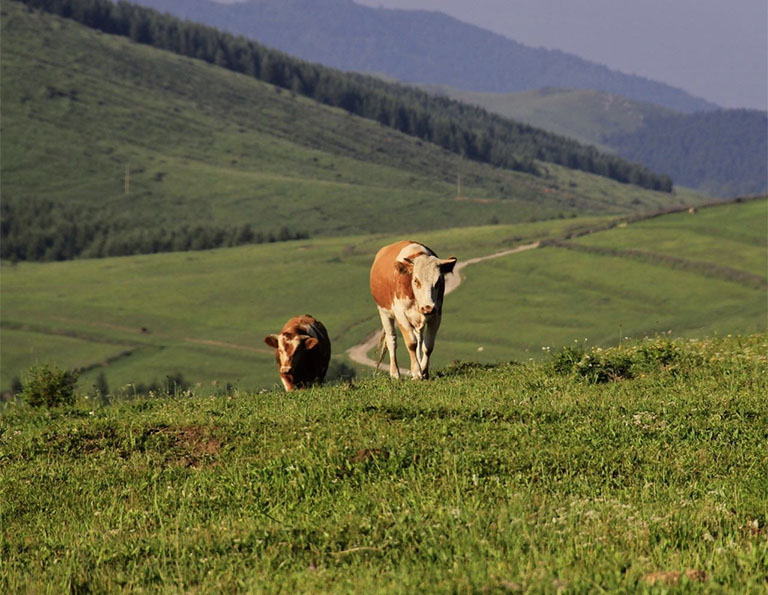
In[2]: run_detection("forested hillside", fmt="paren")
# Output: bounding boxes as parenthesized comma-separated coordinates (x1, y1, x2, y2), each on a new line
(606, 110, 768, 197)
(15, 0, 673, 192)
(427, 87, 768, 197)
(424, 87, 673, 152)
(132, 0, 716, 114)
(2, 3, 693, 262)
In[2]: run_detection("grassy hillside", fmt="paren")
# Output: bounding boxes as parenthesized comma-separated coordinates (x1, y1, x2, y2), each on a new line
(0, 1, 694, 256)
(2, 199, 765, 393)
(439, 198, 767, 365)
(0, 217, 606, 392)
(1, 334, 766, 591)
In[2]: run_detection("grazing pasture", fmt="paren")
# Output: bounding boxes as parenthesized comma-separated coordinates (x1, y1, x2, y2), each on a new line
(1, 199, 766, 393)
(0, 217, 612, 392)
(1, 334, 765, 591)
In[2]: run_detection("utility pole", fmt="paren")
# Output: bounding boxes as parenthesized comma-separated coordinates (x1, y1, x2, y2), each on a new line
(125, 163, 130, 195)
(457, 173, 461, 198)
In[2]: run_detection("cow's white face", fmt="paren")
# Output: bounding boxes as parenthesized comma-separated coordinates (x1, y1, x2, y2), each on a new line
(264, 331, 319, 390)
(404, 254, 457, 316)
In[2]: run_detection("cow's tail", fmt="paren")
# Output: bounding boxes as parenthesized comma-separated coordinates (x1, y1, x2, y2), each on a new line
(374, 330, 387, 375)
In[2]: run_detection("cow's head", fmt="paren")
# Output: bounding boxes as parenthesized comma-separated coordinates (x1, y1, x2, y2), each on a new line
(395, 253, 457, 316)
(264, 330, 320, 391)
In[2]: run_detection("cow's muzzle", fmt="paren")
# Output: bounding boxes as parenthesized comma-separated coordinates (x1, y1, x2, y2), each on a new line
(420, 305, 435, 316)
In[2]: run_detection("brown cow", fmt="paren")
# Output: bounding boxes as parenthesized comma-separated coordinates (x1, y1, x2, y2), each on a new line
(264, 314, 331, 391)
(370, 241, 456, 379)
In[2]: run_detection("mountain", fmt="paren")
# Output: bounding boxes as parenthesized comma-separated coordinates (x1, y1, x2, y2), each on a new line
(605, 110, 768, 198)
(423, 85, 768, 198)
(429, 87, 767, 198)
(131, 0, 717, 114)
(1, 2, 697, 261)
(420, 87, 675, 152)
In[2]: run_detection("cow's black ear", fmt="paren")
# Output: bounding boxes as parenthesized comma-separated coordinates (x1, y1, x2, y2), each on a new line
(439, 257, 457, 275)
(394, 260, 412, 275)
(264, 334, 279, 349)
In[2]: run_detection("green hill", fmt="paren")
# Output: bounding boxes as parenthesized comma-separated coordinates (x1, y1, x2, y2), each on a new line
(2, 199, 765, 393)
(2, 333, 766, 591)
(1, 2, 693, 261)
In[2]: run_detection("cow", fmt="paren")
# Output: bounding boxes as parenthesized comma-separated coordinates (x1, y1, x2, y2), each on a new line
(264, 314, 331, 391)
(370, 241, 457, 380)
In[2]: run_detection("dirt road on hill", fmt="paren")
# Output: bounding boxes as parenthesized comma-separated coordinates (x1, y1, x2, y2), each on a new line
(345, 242, 540, 372)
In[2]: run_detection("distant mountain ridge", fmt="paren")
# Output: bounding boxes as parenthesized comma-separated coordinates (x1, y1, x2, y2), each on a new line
(427, 86, 768, 197)
(132, 0, 717, 114)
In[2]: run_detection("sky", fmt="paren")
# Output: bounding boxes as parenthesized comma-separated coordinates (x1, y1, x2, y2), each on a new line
(354, 0, 768, 110)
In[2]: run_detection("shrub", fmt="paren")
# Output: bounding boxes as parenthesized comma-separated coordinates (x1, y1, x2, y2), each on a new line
(550, 345, 585, 376)
(550, 344, 633, 383)
(572, 350, 634, 383)
(20, 364, 79, 408)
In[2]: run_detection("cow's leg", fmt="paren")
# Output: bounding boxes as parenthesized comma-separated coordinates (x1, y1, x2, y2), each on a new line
(397, 321, 423, 380)
(418, 315, 441, 379)
(378, 308, 400, 379)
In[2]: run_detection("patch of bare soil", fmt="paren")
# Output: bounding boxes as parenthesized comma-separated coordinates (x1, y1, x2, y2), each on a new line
(642, 569, 707, 586)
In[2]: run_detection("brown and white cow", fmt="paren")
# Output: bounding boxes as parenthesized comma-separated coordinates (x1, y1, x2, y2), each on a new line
(264, 314, 331, 391)
(370, 241, 457, 380)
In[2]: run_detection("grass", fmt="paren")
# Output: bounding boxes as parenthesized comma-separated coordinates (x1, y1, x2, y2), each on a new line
(2, 200, 766, 393)
(575, 199, 768, 277)
(1, 1, 699, 243)
(435, 199, 767, 365)
(1, 334, 766, 591)
(1, 217, 601, 392)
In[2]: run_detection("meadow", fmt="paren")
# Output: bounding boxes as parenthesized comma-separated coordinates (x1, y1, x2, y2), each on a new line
(2, 199, 765, 394)
(1, 333, 766, 591)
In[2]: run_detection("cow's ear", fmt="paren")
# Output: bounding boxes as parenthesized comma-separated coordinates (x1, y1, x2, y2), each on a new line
(394, 259, 413, 275)
(439, 257, 457, 275)
(303, 337, 319, 350)
(264, 334, 279, 349)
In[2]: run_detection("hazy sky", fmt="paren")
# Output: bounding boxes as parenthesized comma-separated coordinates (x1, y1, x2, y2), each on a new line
(355, 0, 768, 110)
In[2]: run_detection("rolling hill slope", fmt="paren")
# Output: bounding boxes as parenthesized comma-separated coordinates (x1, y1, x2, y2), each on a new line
(1, 2, 694, 262)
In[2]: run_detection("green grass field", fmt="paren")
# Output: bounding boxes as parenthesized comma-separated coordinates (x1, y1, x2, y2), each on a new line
(2, 199, 765, 394)
(1, 334, 766, 591)
(1, 217, 605, 392)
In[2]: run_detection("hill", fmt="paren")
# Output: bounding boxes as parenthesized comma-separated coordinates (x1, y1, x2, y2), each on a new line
(1, 2, 688, 262)
(2, 199, 765, 393)
(130, 0, 717, 113)
(422, 86, 673, 152)
(605, 109, 768, 197)
(2, 333, 766, 591)
(423, 87, 768, 197)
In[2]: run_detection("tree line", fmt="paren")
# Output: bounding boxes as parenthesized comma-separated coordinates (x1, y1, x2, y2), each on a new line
(17, 0, 673, 192)
(0, 197, 309, 262)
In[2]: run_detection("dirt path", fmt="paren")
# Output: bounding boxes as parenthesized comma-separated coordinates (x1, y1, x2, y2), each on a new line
(345, 241, 540, 371)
